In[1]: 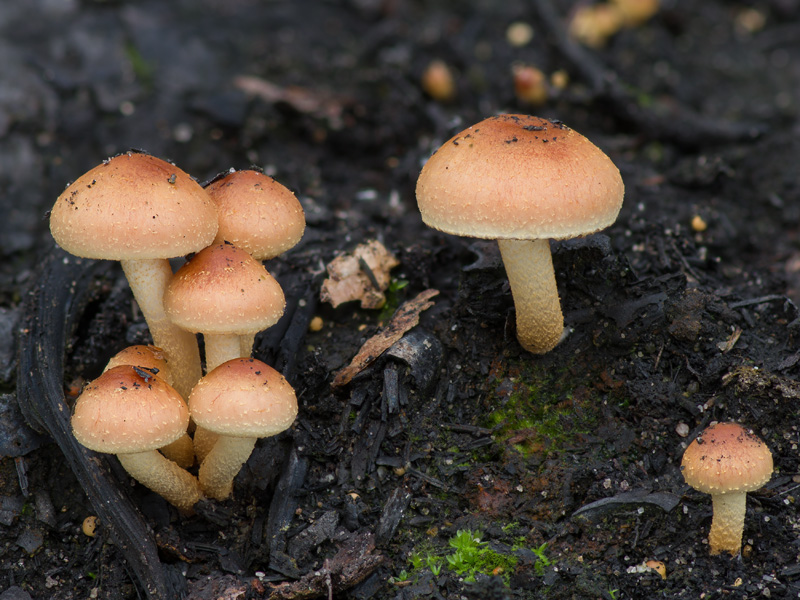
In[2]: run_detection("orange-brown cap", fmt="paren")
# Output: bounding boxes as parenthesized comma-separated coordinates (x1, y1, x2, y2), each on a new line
(164, 242, 286, 335)
(416, 114, 624, 240)
(189, 358, 298, 437)
(50, 151, 218, 260)
(206, 169, 305, 261)
(681, 422, 773, 495)
(104, 345, 173, 386)
(72, 365, 189, 454)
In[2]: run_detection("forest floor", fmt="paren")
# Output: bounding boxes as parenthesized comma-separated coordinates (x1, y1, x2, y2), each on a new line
(2, 0, 800, 599)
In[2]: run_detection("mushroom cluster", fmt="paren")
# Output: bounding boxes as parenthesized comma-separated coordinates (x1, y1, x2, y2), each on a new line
(51, 153, 304, 509)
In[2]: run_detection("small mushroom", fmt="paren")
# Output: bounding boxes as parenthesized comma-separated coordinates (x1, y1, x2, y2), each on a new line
(205, 168, 305, 356)
(50, 151, 218, 397)
(681, 422, 773, 556)
(103, 345, 195, 468)
(164, 242, 286, 372)
(189, 358, 298, 500)
(416, 114, 624, 354)
(71, 365, 203, 513)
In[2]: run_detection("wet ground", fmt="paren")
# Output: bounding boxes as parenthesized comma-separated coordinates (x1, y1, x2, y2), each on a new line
(2, 0, 800, 598)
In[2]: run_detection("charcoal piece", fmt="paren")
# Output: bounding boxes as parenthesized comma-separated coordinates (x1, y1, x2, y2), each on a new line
(266, 445, 307, 578)
(375, 486, 411, 547)
(0, 394, 47, 457)
(351, 420, 387, 485)
(386, 329, 443, 396)
(287, 510, 339, 558)
(382, 365, 400, 416)
(572, 490, 681, 522)
(0, 495, 24, 526)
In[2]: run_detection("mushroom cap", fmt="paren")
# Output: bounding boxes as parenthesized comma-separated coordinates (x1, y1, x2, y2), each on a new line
(50, 151, 218, 260)
(206, 169, 305, 261)
(681, 422, 773, 495)
(164, 242, 286, 335)
(104, 344, 173, 386)
(188, 358, 298, 438)
(72, 365, 189, 454)
(415, 114, 624, 240)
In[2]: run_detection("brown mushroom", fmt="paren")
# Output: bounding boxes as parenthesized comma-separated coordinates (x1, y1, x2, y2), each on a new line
(103, 345, 195, 468)
(50, 151, 218, 397)
(189, 358, 297, 500)
(681, 422, 773, 556)
(416, 114, 624, 354)
(72, 365, 203, 513)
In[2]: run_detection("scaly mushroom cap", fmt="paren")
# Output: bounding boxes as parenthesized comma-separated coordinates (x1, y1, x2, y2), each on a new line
(72, 365, 189, 454)
(189, 358, 297, 438)
(681, 422, 773, 495)
(104, 345, 173, 386)
(416, 114, 624, 240)
(50, 151, 218, 260)
(164, 242, 286, 336)
(206, 169, 305, 261)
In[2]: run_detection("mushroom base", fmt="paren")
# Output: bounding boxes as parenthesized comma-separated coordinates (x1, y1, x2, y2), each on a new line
(497, 238, 564, 354)
(198, 435, 257, 501)
(118, 450, 202, 513)
(709, 491, 747, 556)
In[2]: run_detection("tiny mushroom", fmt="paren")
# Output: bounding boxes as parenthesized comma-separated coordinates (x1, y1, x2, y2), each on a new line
(71, 365, 203, 513)
(681, 422, 773, 556)
(189, 358, 298, 500)
(50, 151, 218, 398)
(103, 345, 195, 468)
(416, 114, 624, 354)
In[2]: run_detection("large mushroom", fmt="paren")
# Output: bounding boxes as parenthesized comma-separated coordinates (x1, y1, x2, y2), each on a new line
(189, 358, 297, 500)
(50, 151, 218, 397)
(681, 422, 773, 556)
(72, 365, 203, 513)
(415, 114, 624, 354)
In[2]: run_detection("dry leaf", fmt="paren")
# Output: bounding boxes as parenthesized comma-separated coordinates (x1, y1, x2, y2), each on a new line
(332, 289, 439, 387)
(320, 240, 400, 309)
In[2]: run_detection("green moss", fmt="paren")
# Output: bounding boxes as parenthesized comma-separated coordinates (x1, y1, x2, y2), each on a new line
(484, 360, 601, 458)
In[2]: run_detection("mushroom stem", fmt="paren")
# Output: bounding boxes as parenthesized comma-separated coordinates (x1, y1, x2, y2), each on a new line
(203, 333, 245, 373)
(709, 492, 747, 556)
(198, 436, 256, 501)
(121, 259, 202, 398)
(497, 238, 564, 354)
(160, 434, 195, 469)
(240, 333, 257, 358)
(117, 450, 202, 513)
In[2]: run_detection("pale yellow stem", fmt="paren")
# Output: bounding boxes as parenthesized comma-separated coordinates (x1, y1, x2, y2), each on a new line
(709, 492, 747, 556)
(203, 333, 244, 373)
(159, 433, 195, 469)
(198, 436, 256, 501)
(117, 450, 202, 513)
(121, 259, 202, 398)
(497, 238, 564, 354)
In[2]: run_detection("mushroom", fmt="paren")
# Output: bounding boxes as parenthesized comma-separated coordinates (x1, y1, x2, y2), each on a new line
(189, 358, 297, 500)
(205, 168, 305, 262)
(681, 422, 773, 556)
(50, 151, 218, 397)
(205, 168, 305, 356)
(71, 365, 203, 513)
(415, 114, 624, 354)
(163, 242, 286, 371)
(103, 345, 195, 468)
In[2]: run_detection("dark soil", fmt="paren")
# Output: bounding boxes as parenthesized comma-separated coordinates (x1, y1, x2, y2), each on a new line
(2, 0, 800, 599)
